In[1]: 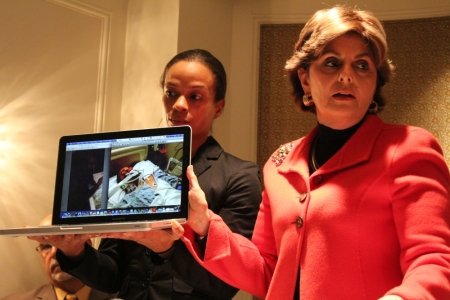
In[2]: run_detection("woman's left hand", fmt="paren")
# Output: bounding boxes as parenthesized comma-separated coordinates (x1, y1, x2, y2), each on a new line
(186, 165, 211, 236)
(99, 220, 184, 253)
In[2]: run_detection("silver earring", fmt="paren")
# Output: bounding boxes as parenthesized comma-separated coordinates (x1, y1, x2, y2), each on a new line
(368, 101, 378, 114)
(303, 94, 313, 106)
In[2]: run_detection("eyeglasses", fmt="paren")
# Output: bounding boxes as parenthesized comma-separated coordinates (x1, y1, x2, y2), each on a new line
(35, 244, 53, 254)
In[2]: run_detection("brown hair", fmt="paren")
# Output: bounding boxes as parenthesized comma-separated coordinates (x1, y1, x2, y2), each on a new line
(285, 5, 395, 112)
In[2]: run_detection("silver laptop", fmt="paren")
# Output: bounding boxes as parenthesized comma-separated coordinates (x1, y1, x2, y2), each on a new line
(0, 126, 191, 236)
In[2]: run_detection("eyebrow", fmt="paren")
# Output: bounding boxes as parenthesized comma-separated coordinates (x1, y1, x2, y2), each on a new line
(165, 82, 209, 91)
(190, 85, 209, 91)
(322, 49, 373, 60)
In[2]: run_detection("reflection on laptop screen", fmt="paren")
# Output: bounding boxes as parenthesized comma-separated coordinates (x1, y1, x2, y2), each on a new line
(60, 133, 185, 220)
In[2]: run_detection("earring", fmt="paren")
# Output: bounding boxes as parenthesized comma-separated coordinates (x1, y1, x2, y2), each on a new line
(368, 101, 378, 114)
(303, 94, 313, 106)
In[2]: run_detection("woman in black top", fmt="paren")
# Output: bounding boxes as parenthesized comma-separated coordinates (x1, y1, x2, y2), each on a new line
(31, 49, 262, 300)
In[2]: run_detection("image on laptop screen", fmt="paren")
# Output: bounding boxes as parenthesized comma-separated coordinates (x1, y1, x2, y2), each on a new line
(0, 126, 190, 237)
(53, 126, 190, 225)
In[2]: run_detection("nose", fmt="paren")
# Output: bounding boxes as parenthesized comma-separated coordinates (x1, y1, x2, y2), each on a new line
(339, 64, 353, 83)
(173, 95, 188, 112)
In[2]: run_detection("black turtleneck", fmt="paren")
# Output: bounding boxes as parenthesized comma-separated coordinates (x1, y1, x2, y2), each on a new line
(308, 118, 364, 174)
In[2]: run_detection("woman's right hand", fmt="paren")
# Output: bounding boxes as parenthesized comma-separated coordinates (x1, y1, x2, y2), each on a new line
(186, 165, 210, 237)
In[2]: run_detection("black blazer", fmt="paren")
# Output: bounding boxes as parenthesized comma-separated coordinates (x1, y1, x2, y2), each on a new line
(58, 137, 262, 300)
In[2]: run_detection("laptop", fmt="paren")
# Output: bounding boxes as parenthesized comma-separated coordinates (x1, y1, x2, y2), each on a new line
(0, 126, 191, 237)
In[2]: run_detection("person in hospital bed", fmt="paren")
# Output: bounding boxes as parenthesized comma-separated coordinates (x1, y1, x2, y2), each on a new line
(108, 159, 180, 208)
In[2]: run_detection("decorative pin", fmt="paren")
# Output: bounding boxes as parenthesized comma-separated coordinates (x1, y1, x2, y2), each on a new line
(272, 143, 294, 166)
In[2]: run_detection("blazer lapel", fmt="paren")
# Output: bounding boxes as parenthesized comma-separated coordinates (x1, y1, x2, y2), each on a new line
(192, 136, 223, 177)
(36, 284, 57, 300)
(278, 115, 384, 175)
(315, 115, 384, 174)
(278, 126, 317, 175)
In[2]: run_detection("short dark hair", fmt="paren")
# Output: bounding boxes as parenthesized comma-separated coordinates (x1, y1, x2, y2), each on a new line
(160, 49, 227, 102)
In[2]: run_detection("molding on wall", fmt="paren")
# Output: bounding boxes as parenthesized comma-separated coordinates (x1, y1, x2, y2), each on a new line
(374, 6, 450, 20)
(252, 6, 450, 25)
(46, 0, 112, 132)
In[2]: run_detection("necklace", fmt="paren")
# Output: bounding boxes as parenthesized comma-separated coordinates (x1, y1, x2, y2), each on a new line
(310, 136, 320, 172)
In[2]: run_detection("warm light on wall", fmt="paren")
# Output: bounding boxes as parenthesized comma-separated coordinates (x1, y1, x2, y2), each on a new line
(0, 125, 7, 167)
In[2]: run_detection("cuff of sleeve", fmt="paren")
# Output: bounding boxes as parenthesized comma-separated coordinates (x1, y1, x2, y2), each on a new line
(150, 240, 180, 265)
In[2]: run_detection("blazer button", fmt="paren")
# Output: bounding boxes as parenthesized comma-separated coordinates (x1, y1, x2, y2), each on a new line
(298, 192, 307, 202)
(312, 175, 323, 185)
(294, 216, 303, 228)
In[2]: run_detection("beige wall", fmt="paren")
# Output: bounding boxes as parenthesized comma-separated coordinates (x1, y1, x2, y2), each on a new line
(0, 0, 128, 295)
(0, 0, 448, 298)
(120, 0, 179, 130)
(120, 0, 234, 146)
(178, 0, 233, 149)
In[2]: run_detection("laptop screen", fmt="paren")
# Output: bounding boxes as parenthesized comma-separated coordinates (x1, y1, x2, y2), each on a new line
(51, 126, 191, 225)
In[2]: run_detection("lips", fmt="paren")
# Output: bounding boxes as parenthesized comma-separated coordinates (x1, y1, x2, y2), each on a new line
(333, 92, 355, 100)
(52, 265, 61, 273)
(50, 261, 61, 273)
(169, 118, 188, 125)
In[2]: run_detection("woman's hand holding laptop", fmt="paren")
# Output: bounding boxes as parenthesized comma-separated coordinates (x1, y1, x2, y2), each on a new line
(98, 220, 184, 257)
(27, 220, 185, 261)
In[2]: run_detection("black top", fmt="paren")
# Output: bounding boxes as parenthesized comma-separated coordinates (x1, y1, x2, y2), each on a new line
(57, 136, 262, 300)
(309, 119, 364, 174)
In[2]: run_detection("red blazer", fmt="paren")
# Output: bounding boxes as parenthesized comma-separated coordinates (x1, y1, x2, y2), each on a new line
(182, 115, 450, 299)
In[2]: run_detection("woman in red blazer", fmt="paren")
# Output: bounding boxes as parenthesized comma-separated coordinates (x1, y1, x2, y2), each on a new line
(179, 5, 450, 300)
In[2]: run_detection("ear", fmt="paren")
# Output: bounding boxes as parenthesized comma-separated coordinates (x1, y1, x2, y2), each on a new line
(213, 99, 225, 119)
(297, 68, 311, 94)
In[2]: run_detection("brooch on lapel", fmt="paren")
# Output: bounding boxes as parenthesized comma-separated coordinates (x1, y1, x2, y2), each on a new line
(272, 143, 294, 166)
